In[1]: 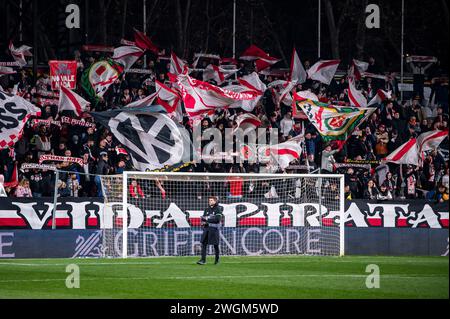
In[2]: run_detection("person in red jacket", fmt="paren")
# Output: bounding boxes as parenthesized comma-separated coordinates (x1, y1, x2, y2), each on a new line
(129, 179, 145, 198)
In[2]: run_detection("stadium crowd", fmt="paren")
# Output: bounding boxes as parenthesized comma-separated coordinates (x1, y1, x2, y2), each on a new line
(0, 48, 449, 202)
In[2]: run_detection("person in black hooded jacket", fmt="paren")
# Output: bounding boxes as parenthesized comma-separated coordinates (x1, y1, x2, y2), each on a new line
(197, 196, 223, 265)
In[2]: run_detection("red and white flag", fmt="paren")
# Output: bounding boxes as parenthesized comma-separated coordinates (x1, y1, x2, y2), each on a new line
(112, 45, 144, 71)
(177, 73, 259, 117)
(268, 140, 302, 169)
(236, 72, 267, 111)
(169, 52, 187, 75)
(348, 78, 367, 107)
(202, 64, 237, 85)
(307, 60, 340, 85)
(240, 45, 280, 72)
(233, 113, 262, 134)
(349, 59, 369, 80)
(417, 130, 448, 153)
(134, 29, 159, 55)
(289, 48, 307, 84)
(9, 41, 32, 67)
(367, 89, 392, 106)
(155, 80, 181, 114)
(58, 86, 90, 116)
(383, 138, 419, 166)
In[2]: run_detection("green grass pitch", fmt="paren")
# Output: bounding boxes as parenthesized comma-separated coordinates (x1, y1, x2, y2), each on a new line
(0, 256, 448, 299)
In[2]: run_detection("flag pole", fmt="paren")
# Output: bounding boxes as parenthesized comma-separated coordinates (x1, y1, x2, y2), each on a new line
(19, 0, 23, 42)
(233, 0, 236, 60)
(233, 0, 237, 81)
(143, 0, 147, 68)
(318, 0, 321, 59)
(400, 0, 404, 101)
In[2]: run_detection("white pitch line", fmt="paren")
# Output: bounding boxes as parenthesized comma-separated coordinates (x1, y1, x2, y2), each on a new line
(0, 274, 446, 284)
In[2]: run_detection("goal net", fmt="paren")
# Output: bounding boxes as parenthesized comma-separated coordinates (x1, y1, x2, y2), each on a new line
(99, 172, 345, 258)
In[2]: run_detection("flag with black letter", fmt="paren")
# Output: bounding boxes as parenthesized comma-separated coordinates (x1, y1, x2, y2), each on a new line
(91, 107, 187, 171)
(0, 90, 41, 149)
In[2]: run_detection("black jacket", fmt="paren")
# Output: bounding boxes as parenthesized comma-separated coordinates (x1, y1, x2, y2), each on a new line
(200, 203, 223, 246)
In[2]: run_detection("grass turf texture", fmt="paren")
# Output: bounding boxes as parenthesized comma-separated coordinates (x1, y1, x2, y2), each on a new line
(0, 256, 448, 299)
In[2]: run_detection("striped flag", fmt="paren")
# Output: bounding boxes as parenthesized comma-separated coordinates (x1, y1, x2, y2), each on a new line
(348, 78, 367, 107)
(417, 130, 448, 153)
(268, 140, 302, 169)
(383, 138, 419, 166)
(307, 60, 340, 85)
(58, 86, 90, 116)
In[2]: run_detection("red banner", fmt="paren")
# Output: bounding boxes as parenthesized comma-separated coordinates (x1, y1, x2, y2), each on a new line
(49, 60, 77, 90)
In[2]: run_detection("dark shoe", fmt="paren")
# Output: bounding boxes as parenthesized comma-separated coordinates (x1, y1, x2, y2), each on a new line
(214, 259, 220, 265)
(197, 260, 206, 265)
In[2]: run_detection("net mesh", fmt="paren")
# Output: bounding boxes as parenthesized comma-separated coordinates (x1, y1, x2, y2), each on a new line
(100, 173, 343, 258)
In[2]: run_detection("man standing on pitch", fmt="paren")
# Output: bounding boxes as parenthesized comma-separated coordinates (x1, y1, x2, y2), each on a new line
(197, 196, 223, 265)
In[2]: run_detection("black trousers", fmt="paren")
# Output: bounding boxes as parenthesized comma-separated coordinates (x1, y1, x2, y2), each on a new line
(201, 243, 220, 262)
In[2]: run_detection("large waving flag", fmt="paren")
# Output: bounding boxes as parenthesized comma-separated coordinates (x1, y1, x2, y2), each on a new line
(9, 42, 32, 67)
(383, 138, 419, 166)
(112, 45, 144, 71)
(91, 107, 186, 171)
(416, 130, 448, 153)
(177, 72, 259, 117)
(294, 94, 376, 141)
(81, 59, 124, 99)
(307, 60, 340, 85)
(289, 48, 307, 84)
(266, 140, 302, 169)
(1, 90, 41, 149)
(58, 86, 90, 116)
(348, 78, 367, 107)
(383, 130, 448, 166)
(240, 45, 280, 72)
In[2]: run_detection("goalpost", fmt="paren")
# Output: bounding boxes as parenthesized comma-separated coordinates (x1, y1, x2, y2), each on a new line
(99, 172, 345, 258)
